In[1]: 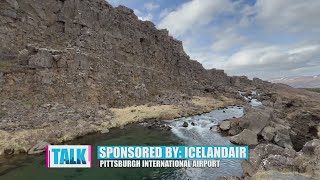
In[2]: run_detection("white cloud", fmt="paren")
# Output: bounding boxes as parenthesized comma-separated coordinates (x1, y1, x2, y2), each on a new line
(159, 8, 170, 19)
(134, 9, 153, 21)
(208, 43, 320, 79)
(246, 0, 320, 32)
(138, 14, 153, 21)
(211, 28, 247, 52)
(144, 2, 160, 11)
(158, 0, 235, 37)
(186, 39, 320, 79)
(224, 44, 320, 70)
(160, 0, 320, 79)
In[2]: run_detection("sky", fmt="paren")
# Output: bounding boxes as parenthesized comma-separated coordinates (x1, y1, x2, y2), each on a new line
(107, 0, 320, 80)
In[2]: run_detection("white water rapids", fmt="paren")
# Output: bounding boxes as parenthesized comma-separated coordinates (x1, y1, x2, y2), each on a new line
(161, 91, 263, 179)
(163, 106, 244, 179)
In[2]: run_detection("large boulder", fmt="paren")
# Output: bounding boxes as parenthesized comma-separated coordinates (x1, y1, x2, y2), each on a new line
(240, 108, 271, 134)
(100, 128, 109, 134)
(28, 141, 50, 154)
(300, 139, 320, 156)
(293, 139, 320, 177)
(230, 129, 258, 145)
(228, 119, 243, 136)
(261, 126, 276, 142)
(241, 143, 296, 177)
(219, 121, 231, 131)
(259, 154, 295, 172)
(286, 112, 320, 151)
(273, 125, 293, 149)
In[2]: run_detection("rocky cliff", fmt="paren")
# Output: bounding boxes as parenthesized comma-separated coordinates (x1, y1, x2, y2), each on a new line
(0, 0, 234, 109)
(0, 0, 246, 155)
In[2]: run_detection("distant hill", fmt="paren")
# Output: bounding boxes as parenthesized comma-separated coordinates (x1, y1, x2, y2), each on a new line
(269, 75, 320, 88)
(304, 88, 320, 93)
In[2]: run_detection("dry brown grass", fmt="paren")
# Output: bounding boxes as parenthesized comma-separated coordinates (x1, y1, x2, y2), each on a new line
(111, 105, 181, 126)
(111, 96, 239, 126)
(0, 95, 239, 156)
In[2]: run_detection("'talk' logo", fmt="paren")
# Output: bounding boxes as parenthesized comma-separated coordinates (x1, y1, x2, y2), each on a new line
(46, 145, 92, 168)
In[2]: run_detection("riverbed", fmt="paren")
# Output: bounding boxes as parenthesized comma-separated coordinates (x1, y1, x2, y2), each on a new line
(0, 106, 244, 180)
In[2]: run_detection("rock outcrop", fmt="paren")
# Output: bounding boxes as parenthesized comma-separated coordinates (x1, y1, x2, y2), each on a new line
(240, 140, 320, 180)
(223, 86, 320, 179)
(0, 0, 233, 110)
(218, 121, 231, 131)
(230, 129, 258, 145)
(294, 139, 320, 178)
(0, 0, 241, 145)
(241, 143, 296, 177)
(0, 0, 241, 133)
(28, 141, 49, 154)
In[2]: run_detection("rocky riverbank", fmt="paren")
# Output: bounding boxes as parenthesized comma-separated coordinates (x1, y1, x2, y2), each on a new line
(0, 95, 240, 156)
(217, 86, 320, 180)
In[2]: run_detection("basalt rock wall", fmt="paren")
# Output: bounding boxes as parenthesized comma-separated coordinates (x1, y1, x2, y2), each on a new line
(0, 0, 233, 108)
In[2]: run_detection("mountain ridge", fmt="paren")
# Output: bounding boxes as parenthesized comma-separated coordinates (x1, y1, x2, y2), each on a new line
(269, 75, 320, 88)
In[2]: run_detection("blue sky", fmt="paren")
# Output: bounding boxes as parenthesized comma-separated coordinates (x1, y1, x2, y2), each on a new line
(108, 0, 320, 79)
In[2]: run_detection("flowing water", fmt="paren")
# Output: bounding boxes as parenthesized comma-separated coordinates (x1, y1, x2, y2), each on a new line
(0, 107, 244, 180)
(163, 106, 244, 179)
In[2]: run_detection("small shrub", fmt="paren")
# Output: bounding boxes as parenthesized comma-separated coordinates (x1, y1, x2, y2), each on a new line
(23, 98, 34, 109)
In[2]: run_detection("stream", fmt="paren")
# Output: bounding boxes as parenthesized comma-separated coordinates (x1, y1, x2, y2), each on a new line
(0, 106, 245, 180)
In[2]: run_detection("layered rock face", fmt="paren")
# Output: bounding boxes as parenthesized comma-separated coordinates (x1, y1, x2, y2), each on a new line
(0, 0, 232, 110)
(0, 0, 250, 152)
(0, 0, 245, 135)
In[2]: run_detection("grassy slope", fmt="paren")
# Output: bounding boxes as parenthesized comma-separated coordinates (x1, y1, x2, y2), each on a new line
(303, 88, 320, 93)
